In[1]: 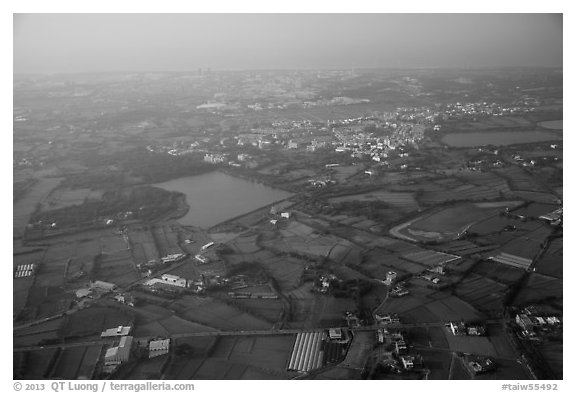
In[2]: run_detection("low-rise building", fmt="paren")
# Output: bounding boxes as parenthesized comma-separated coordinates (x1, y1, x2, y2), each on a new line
(101, 325, 132, 338)
(104, 336, 133, 365)
(328, 328, 343, 340)
(114, 293, 136, 307)
(161, 274, 187, 288)
(400, 355, 414, 369)
(91, 280, 117, 292)
(195, 254, 209, 264)
(75, 288, 92, 298)
(149, 338, 170, 359)
(161, 253, 186, 263)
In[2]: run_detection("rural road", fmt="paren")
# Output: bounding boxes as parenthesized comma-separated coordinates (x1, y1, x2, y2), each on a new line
(14, 318, 510, 352)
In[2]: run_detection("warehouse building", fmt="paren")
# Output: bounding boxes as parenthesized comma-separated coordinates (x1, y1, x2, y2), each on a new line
(104, 336, 133, 365)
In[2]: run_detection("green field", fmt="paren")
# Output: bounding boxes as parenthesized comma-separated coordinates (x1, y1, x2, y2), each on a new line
(170, 296, 273, 330)
(165, 335, 296, 379)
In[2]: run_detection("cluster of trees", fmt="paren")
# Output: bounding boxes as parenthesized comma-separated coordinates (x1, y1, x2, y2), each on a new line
(31, 186, 179, 229)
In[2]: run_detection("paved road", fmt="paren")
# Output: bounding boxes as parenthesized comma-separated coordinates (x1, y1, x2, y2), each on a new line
(14, 319, 510, 352)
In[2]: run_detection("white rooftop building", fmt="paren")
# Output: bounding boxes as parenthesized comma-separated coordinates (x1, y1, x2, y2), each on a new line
(104, 336, 133, 365)
(149, 338, 170, 358)
(101, 325, 132, 338)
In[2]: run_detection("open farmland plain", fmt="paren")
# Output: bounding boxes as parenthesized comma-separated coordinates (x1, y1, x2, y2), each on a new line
(13, 68, 562, 380)
(165, 335, 296, 379)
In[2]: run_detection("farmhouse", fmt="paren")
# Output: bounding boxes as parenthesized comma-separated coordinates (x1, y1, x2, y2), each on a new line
(75, 288, 92, 298)
(400, 355, 414, 369)
(161, 253, 186, 263)
(329, 328, 343, 340)
(161, 274, 187, 287)
(114, 293, 136, 307)
(149, 338, 170, 358)
(145, 274, 188, 290)
(195, 254, 209, 264)
(385, 271, 397, 285)
(91, 281, 117, 292)
(375, 313, 400, 324)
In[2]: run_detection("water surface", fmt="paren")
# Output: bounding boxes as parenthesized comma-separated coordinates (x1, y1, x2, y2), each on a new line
(538, 120, 563, 130)
(154, 172, 292, 227)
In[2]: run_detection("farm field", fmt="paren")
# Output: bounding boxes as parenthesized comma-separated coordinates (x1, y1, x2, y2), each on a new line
(258, 255, 306, 292)
(95, 249, 140, 286)
(170, 295, 273, 330)
(41, 187, 104, 211)
(485, 324, 519, 360)
(419, 184, 503, 205)
(444, 333, 498, 357)
(533, 237, 562, 278)
(390, 201, 521, 243)
(135, 315, 217, 336)
(451, 356, 472, 379)
(340, 331, 374, 369)
(125, 356, 168, 379)
(471, 260, 526, 285)
(23, 285, 73, 321)
(409, 296, 484, 323)
(329, 190, 419, 211)
(14, 317, 65, 347)
(494, 167, 547, 192)
(455, 171, 512, 194)
(128, 227, 160, 264)
(401, 249, 460, 267)
(14, 348, 60, 379)
(330, 165, 363, 182)
(232, 298, 285, 323)
(418, 348, 451, 380)
(498, 225, 552, 261)
(435, 240, 500, 257)
(75, 344, 103, 379)
(51, 346, 94, 379)
(152, 225, 183, 256)
(62, 306, 134, 338)
(262, 220, 358, 260)
(455, 274, 508, 312)
(285, 283, 355, 328)
(538, 342, 563, 379)
(166, 335, 295, 379)
(513, 191, 561, 204)
(513, 273, 562, 306)
(14, 177, 62, 237)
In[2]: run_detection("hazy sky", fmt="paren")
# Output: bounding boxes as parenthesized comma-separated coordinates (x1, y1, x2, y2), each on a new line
(13, 13, 563, 74)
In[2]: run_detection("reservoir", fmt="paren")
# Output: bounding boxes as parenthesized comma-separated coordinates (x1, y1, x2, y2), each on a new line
(153, 171, 293, 227)
(538, 120, 563, 130)
(441, 130, 562, 147)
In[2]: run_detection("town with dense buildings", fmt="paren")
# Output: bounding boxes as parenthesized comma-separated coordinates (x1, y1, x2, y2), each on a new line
(13, 68, 562, 380)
